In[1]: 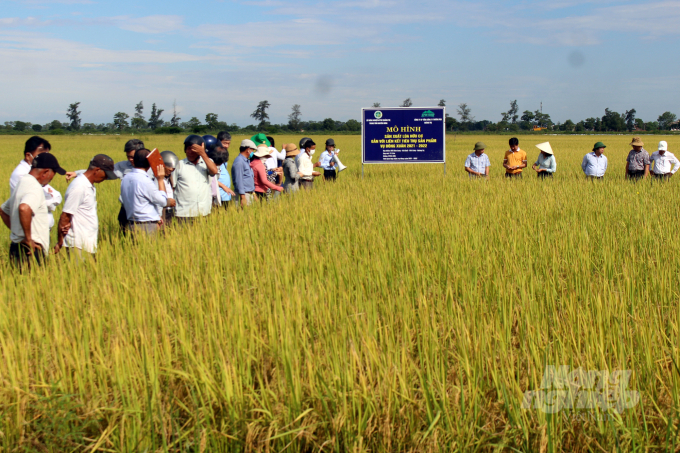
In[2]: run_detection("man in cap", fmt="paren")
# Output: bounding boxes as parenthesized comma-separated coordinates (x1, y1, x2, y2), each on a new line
(582, 142, 608, 179)
(503, 137, 527, 178)
(9, 136, 64, 231)
(1, 153, 65, 270)
(318, 138, 339, 181)
(232, 139, 257, 208)
(532, 142, 556, 178)
(173, 135, 218, 223)
(625, 137, 650, 180)
(54, 154, 117, 258)
(121, 149, 174, 235)
(649, 141, 679, 180)
(464, 142, 490, 178)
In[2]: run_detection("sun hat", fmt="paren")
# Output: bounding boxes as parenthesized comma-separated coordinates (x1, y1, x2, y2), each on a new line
(658, 141, 668, 151)
(535, 142, 554, 155)
(593, 141, 606, 151)
(253, 144, 271, 158)
(630, 137, 644, 147)
(240, 139, 257, 150)
(473, 142, 486, 151)
(250, 133, 271, 148)
(284, 143, 300, 157)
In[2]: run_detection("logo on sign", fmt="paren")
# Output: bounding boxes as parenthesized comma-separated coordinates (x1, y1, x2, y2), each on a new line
(374, 111, 383, 119)
(421, 110, 435, 118)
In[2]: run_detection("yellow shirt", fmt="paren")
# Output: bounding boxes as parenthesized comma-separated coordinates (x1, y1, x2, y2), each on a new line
(504, 149, 527, 174)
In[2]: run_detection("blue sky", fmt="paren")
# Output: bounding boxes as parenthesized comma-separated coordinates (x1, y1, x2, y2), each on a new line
(0, 0, 678, 126)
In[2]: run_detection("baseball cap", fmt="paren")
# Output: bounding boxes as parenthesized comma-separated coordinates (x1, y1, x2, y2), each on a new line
(32, 153, 66, 175)
(240, 139, 257, 150)
(90, 154, 117, 180)
(658, 141, 668, 151)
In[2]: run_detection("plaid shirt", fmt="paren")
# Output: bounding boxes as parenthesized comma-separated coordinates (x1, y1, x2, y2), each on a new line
(626, 149, 650, 172)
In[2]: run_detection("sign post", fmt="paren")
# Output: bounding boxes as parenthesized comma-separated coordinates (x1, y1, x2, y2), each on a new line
(361, 107, 446, 178)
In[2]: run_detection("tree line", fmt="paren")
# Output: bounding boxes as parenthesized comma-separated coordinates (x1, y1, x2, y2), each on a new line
(0, 99, 677, 135)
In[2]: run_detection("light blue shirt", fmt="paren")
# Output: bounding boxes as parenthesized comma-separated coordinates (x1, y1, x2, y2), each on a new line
(120, 168, 168, 222)
(464, 152, 491, 174)
(581, 152, 608, 177)
(534, 153, 556, 173)
(318, 151, 336, 171)
(218, 163, 232, 202)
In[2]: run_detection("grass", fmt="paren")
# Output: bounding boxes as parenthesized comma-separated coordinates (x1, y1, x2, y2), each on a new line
(0, 134, 679, 451)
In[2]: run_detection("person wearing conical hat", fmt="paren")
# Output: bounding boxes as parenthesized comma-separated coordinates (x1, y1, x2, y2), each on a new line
(582, 142, 608, 179)
(625, 137, 650, 180)
(532, 142, 556, 178)
(464, 142, 490, 179)
(649, 141, 679, 180)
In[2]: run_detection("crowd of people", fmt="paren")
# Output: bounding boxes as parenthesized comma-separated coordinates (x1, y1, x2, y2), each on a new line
(0, 133, 344, 270)
(465, 137, 679, 180)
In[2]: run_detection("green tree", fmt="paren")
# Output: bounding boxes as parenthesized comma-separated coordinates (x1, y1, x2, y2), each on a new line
(575, 122, 585, 132)
(438, 99, 446, 107)
(508, 100, 519, 123)
(251, 100, 271, 129)
(322, 118, 336, 131)
(401, 98, 413, 107)
(563, 119, 575, 132)
(13, 121, 28, 131)
(658, 111, 677, 130)
(372, 102, 381, 108)
(67, 102, 82, 131)
(288, 104, 302, 131)
(624, 109, 636, 132)
(170, 100, 181, 127)
(113, 112, 130, 131)
(584, 118, 596, 131)
(457, 103, 474, 126)
(635, 118, 645, 130)
(205, 113, 219, 130)
(148, 103, 164, 130)
(48, 120, 62, 131)
(32, 124, 42, 132)
(602, 108, 625, 131)
(186, 117, 201, 130)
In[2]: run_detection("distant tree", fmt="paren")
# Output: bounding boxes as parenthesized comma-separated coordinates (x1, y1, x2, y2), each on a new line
(48, 120, 62, 131)
(32, 124, 42, 132)
(534, 110, 552, 128)
(562, 119, 575, 132)
(322, 118, 336, 131)
(113, 112, 130, 131)
(251, 100, 271, 129)
(372, 102, 381, 108)
(148, 103, 164, 130)
(82, 123, 96, 131)
(205, 113, 219, 130)
(131, 101, 146, 129)
(500, 112, 510, 123)
(345, 119, 361, 131)
(186, 117, 201, 130)
(584, 117, 596, 131)
(602, 108, 625, 131)
(508, 100, 519, 123)
(67, 102, 82, 131)
(13, 121, 28, 131)
(575, 121, 585, 132)
(646, 121, 660, 132)
(635, 118, 645, 130)
(438, 99, 446, 107)
(446, 116, 459, 131)
(4, 121, 15, 129)
(170, 100, 181, 127)
(401, 98, 413, 107)
(288, 104, 302, 130)
(658, 111, 677, 130)
(624, 109, 636, 132)
(457, 103, 474, 126)
(521, 110, 534, 123)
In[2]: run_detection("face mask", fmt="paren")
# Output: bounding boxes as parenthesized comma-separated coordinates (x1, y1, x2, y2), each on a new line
(249, 152, 254, 159)
(308, 149, 316, 156)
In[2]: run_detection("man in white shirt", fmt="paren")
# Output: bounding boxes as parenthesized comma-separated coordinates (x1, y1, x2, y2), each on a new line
(121, 149, 174, 235)
(54, 154, 117, 258)
(9, 136, 63, 230)
(1, 153, 65, 270)
(650, 141, 680, 180)
(297, 140, 321, 190)
(173, 135, 218, 223)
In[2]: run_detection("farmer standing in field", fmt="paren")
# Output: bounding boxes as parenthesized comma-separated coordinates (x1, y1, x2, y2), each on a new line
(464, 142, 490, 178)
(625, 137, 650, 180)
(582, 142, 608, 179)
(54, 154, 117, 259)
(298, 140, 322, 189)
(121, 149, 175, 235)
(649, 141, 679, 180)
(232, 139, 257, 208)
(532, 142, 556, 178)
(1, 154, 65, 270)
(503, 137, 527, 178)
(173, 135, 218, 223)
(318, 138, 339, 181)
(282, 143, 301, 192)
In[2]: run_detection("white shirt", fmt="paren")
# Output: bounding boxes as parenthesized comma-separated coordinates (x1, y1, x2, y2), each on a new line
(650, 151, 680, 175)
(1, 174, 50, 250)
(62, 174, 99, 253)
(298, 152, 314, 180)
(174, 157, 212, 217)
(10, 160, 61, 229)
(121, 168, 168, 222)
(265, 147, 286, 170)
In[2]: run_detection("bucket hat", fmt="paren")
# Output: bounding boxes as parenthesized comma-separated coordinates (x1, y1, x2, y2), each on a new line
(473, 142, 486, 151)
(253, 144, 271, 158)
(630, 137, 644, 147)
(593, 141, 606, 151)
(250, 133, 271, 147)
(284, 143, 300, 157)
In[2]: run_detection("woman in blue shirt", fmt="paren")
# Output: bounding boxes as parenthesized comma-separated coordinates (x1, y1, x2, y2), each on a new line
(209, 146, 236, 207)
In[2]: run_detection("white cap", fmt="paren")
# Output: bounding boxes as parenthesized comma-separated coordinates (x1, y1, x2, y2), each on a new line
(240, 139, 257, 150)
(535, 142, 554, 155)
(658, 141, 668, 151)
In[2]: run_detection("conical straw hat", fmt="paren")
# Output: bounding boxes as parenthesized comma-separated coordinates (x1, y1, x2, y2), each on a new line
(535, 142, 553, 155)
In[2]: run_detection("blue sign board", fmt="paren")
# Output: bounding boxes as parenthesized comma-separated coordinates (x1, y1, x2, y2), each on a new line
(362, 107, 446, 164)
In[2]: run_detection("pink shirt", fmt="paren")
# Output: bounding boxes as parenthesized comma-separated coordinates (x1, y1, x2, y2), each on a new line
(250, 159, 282, 194)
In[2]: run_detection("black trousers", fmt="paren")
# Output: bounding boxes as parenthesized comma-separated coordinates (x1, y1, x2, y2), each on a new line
(9, 242, 45, 271)
(324, 169, 337, 181)
(505, 172, 522, 179)
(537, 172, 553, 179)
(652, 173, 670, 180)
(626, 170, 645, 180)
(118, 205, 130, 233)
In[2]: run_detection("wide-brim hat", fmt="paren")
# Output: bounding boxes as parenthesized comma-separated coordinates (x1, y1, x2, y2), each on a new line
(630, 137, 644, 147)
(253, 144, 271, 158)
(473, 141, 486, 151)
(658, 141, 668, 151)
(284, 143, 300, 157)
(593, 141, 606, 151)
(535, 142, 553, 155)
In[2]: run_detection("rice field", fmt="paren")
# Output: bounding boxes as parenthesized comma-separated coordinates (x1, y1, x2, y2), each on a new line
(1, 133, 680, 452)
